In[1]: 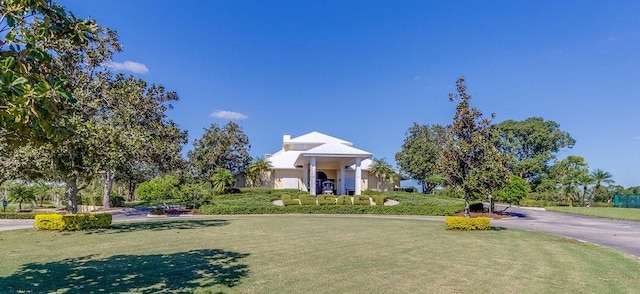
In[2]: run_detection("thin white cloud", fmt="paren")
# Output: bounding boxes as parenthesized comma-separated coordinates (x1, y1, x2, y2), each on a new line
(105, 61, 149, 74)
(211, 110, 248, 120)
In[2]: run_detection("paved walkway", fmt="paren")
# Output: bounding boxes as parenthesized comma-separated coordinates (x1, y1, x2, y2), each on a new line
(1, 207, 638, 258)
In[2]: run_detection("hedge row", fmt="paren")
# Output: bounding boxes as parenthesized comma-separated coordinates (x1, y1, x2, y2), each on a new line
(35, 213, 112, 231)
(200, 204, 463, 216)
(445, 216, 491, 230)
(281, 195, 389, 206)
(0, 212, 38, 219)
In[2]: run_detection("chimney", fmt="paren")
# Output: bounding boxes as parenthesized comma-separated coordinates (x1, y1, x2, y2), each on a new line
(283, 134, 291, 142)
(265, 154, 272, 159)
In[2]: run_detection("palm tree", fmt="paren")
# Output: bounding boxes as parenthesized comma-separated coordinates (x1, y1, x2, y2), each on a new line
(590, 169, 615, 203)
(576, 173, 594, 207)
(212, 168, 235, 194)
(368, 158, 398, 191)
(248, 157, 272, 187)
(8, 184, 36, 211)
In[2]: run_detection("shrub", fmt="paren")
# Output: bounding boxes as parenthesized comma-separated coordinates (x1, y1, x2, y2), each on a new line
(445, 216, 491, 230)
(0, 212, 38, 219)
(371, 195, 387, 206)
(136, 175, 181, 201)
(200, 204, 462, 216)
(299, 195, 317, 205)
(318, 195, 336, 205)
(110, 195, 125, 207)
(353, 195, 370, 206)
(336, 195, 352, 205)
(469, 202, 484, 212)
(35, 213, 112, 231)
(281, 193, 300, 206)
(363, 190, 384, 196)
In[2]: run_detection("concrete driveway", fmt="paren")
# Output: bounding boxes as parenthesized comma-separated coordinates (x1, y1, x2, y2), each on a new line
(493, 206, 640, 258)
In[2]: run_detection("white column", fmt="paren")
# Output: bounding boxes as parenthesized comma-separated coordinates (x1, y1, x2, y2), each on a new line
(340, 164, 346, 195)
(310, 157, 317, 195)
(355, 158, 362, 195)
(302, 163, 308, 192)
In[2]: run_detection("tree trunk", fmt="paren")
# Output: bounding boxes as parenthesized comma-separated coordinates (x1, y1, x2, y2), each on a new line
(424, 183, 436, 194)
(583, 185, 588, 207)
(102, 171, 115, 209)
(65, 177, 78, 214)
(464, 192, 470, 217)
(422, 182, 428, 194)
(128, 180, 136, 202)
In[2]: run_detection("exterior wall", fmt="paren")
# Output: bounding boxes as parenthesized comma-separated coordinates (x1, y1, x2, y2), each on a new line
(273, 169, 303, 189)
(366, 172, 401, 191)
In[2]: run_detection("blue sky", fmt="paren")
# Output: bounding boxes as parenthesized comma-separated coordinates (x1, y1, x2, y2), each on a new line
(59, 1, 640, 187)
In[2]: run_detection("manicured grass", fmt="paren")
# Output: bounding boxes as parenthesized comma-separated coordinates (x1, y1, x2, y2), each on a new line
(546, 206, 640, 221)
(1, 216, 638, 293)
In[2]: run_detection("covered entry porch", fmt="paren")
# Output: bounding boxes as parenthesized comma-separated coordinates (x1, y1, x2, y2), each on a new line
(294, 143, 372, 195)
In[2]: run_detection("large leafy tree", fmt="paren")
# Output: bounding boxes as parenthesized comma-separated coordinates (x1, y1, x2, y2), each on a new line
(368, 157, 397, 191)
(188, 122, 251, 180)
(437, 77, 509, 217)
(493, 117, 575, 183)
(1, 0, 98, 147)
(93, 74, 187, 208)
(395, 123, 447, 193)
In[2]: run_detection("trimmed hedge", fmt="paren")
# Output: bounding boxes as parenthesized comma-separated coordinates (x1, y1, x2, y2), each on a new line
(317, 195, 336, 205)
(281, 194, 300, 206)
(0, 212, 38, 219)
(336, 195, 352, 205)
(299, 195, 317, 205)
(35, 213, 112, 231)
(371, 195, 387, 206)
(353, 195, 370, 206)
(445, 216, 491, 231)
(200, 204, 462, 216)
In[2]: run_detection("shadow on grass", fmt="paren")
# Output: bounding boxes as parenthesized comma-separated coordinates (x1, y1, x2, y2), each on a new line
(490, 226, 507, 231)
(1, 249, 249, 293)
(102, 219, 230, 234)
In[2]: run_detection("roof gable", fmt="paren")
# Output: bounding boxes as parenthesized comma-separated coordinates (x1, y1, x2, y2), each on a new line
(288, 131, 352, 146)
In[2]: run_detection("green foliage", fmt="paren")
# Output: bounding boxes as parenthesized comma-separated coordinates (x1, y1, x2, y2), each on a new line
(495, 175, 530, 205)
(110, 195, 125, 207)
(200, 204, 462, 216)
(247, 157, 272, 187)
(493, 117, 575, 182)
(8, 184, 36, 210)
(212, 168, 235, 194)
(188, 122, 251, 179)
(368, 158, 398, 190)
(281, 194, 300, 206)
(353, 195, 370, 206)
(136, 175, 181, 201)
(445, 216, 491, 230)
(0, 0, 100, 146)
(371, 195, 387, 206)
(317, 195, 336, 205)
(35, 213, 112, 231)
(469, 202, 485, 212)
(336, 195, 352, 205)
(299, 195, 317, 205)
(395, 123, 447, 194)
(0, 212, 38, 219)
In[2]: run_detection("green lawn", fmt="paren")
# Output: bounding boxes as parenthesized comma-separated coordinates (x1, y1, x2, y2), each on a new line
(546, 206, 640, 221)
(1, 216, 638, 293)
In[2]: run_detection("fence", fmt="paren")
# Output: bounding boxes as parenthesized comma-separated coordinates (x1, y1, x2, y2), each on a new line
(613, 194, 640, 208)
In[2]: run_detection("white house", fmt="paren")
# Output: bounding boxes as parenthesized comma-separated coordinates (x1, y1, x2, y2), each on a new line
(265, 131, 396, 195)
